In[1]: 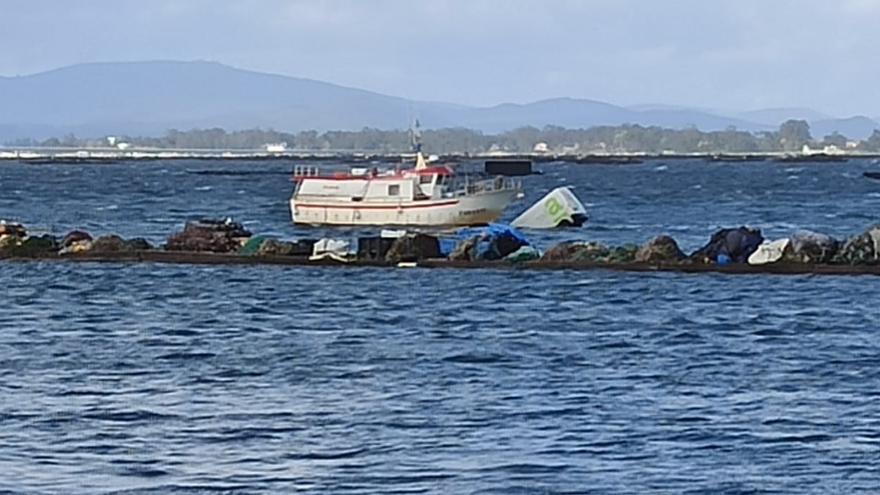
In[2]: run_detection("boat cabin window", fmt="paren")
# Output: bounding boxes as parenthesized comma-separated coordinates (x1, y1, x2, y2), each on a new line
(419, 174, 433, 184)
(388, 184, 400, 196)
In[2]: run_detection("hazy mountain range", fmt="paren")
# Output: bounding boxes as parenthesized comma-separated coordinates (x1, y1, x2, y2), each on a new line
(1, 61, 877, 142)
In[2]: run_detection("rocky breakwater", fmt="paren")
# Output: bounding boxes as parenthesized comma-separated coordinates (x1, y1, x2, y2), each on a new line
(0, 222, 153, 259)
(528, 224, 880, 274)
(3, 217, 880, 276)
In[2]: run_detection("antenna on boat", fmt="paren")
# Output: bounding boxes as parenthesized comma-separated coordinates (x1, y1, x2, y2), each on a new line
(411, 119, 427, 170)
(410, 119, 422, 153)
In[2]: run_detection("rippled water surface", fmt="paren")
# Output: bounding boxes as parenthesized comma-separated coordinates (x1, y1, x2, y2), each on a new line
(2, 159, 880, 494)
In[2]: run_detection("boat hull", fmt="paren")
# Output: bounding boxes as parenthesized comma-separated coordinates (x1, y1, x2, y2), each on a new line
(290, 189, 518, 226)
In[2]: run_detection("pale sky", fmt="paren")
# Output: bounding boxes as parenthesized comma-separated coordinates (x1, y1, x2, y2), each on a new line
(2, 0, 879, 116)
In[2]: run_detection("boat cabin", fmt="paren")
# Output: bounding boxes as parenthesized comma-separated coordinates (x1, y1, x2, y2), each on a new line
(293, 165, 458, 203)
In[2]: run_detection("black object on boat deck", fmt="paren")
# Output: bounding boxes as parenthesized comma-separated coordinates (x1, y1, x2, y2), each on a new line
(484, 160, 534, 176)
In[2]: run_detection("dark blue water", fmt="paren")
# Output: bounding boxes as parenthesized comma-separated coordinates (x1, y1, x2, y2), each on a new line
(2, 159, 880, 494)
(3, 159, 879, 250)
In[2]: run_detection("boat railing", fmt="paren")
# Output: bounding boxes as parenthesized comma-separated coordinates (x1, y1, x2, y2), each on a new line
(293, 165, 321, 178)
(446, 175, 521, 197)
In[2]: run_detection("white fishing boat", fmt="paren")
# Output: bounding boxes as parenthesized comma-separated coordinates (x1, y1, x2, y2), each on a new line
(289, 152, 522, 227)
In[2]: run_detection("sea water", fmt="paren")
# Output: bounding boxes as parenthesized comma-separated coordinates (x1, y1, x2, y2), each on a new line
(1, 159, 879, 493)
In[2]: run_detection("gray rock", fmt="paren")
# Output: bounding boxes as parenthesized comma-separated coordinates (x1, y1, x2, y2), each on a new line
(635, 235, 686, 263)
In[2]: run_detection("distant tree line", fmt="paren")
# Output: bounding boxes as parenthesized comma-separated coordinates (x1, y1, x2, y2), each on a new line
(8, 120, 880, 153)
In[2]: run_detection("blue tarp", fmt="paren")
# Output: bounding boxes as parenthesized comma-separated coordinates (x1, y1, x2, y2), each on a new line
(438, 238, 458, 257)
(450, 223, 531, 261)
(455, 223, 530, 246)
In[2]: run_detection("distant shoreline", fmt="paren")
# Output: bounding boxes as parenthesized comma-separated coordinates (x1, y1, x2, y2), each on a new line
(2, 147, 879, 164)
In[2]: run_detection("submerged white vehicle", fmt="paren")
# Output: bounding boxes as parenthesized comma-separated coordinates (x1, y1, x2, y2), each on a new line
(511, 186, 589, 229)
(290, 152, 522, 227)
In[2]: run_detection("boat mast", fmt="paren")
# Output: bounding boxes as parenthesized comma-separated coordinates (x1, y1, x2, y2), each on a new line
(411, 119, 427, 170)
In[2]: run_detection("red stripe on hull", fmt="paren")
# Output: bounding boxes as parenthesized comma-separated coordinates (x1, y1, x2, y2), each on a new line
(295, 200, 460, 210)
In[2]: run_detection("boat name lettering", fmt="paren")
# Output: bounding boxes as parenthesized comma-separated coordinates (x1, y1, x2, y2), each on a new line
(459, 208, 487, 216)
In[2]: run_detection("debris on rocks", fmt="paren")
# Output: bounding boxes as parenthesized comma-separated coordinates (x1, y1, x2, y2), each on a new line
(450, 224, 530, 261)
(165, 218, 251, 253)
(4, 216, 880, 276)
(690, 227, 764, 264)
(5, 235, 58, 258)
(635, 235, 686, 263)
(833, 224, 880, 265)
(310, 238, 354, 262)
(91, 235, 153, 253)
(0, 222, 26, 238)
(783, 231, 839, 264)
(258, 239, 315, 257)
(541, 241, 610, 263)
(62, 230, 93, 248)
(385, 233, 442, 263)
(504, 245, 541, 263)
(748, 238, 790, 265)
